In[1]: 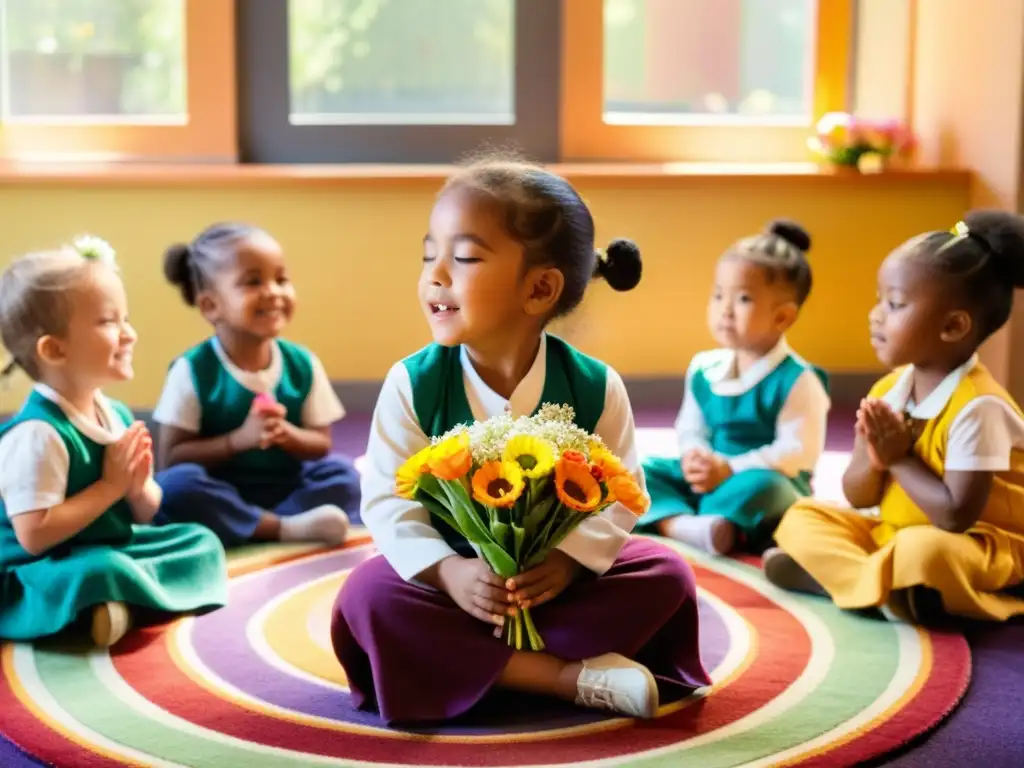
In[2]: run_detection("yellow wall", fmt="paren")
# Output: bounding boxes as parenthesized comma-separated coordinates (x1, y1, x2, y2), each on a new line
(0, 170, 969, 411)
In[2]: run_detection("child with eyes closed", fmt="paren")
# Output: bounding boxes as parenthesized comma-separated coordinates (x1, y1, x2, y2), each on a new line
(637, 221, 830, 556)
(330, 157, 710, 725)
(765, 210, 1024, 624)
(0, 238, 226, 647)
(153, 223, 360, 548)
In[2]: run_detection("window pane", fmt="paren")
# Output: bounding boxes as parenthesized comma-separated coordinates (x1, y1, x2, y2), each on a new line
(0, 0, 185, 120)
(289, 0, 514, 125)
(604, 0, 815, 123)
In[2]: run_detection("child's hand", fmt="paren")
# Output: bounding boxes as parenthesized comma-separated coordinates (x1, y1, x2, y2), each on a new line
(856, 399, 886, 470)
(103, 423, 149, 498)
(687, 452, 732, 493)
(260, 417, 296, 450)
(230, 399, 286, 452)
(127, 429, 154, 497)
(438, 556, 515, 627)
(508, 549, 581, 610)
(681, 448, 708, 482)
(861, 400, 913, 468)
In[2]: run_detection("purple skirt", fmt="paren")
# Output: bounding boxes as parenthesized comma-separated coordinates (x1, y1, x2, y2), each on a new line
(330, 537, 710, 724)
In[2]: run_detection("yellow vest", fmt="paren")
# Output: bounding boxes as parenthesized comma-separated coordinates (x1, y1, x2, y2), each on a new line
(869, 362, 1024, 545)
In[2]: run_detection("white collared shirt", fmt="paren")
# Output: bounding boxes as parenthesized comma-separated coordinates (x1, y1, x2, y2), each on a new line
(361, 334, 644, 581)
(878, 355, 1024, 471)
(674, 338, 831, 476)
(0, 384, 128, 518)
(153, 337, 345, 432)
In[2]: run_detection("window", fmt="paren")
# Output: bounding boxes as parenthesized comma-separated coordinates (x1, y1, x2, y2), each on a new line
(0, 0, 235, 161)
(604, 0, 816, 123)
(561, 0, 853, 162)
(2, 0, 186, 119)
(288, 0, 514, 126)
(238, 0, 561, 163)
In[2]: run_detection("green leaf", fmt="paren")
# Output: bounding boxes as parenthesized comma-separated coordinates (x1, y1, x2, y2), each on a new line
(490, 518, 511, 551)
(512, 524, 526, 563)
(479, 541, 518, 578)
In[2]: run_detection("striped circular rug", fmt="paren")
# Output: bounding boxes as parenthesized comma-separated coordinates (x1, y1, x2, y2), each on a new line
(1, 536, 970, 767)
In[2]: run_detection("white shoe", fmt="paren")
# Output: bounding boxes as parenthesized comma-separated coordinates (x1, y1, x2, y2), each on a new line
(575, 652, 659, 718)
(91, 601, 131, 648)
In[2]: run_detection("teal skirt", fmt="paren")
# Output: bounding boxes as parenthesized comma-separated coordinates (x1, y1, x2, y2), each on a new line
(639, 456, 810, 550)
(0, 523, 228, 641)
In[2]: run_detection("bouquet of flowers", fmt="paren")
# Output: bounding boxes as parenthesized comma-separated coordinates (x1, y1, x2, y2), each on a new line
(807, 112, 916, 172)
(395, 404, 648, 651)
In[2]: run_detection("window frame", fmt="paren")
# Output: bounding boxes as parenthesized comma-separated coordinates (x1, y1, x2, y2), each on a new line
(0, 0, 237, 162)
(559, 0, 854, 162)
(237, 0, 562, 164)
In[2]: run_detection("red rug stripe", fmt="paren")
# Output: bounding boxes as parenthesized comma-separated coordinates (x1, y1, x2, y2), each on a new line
(0, 653, 126, 768)
(795, 630, 971, 767)
(89, 564, 810, 765)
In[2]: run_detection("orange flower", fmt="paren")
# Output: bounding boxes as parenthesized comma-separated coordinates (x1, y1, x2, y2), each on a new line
(427, 433, 473, 480)
(554, 458, 602, 513)
(471, 461, 525, 508)
(395, 445, 433, 499)
(562, 450, 587, 465)
(589, 444, 628, 479)
(607, 473, 648, 516)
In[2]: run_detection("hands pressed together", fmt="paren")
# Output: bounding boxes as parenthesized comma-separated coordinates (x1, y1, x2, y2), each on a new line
(230, 395, 295, 452)
(102, 421, 154, 500)
(856, 398, 916, 470)
(681, 448, 732, 494)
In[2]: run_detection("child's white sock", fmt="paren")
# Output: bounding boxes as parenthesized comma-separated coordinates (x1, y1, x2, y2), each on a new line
(280, 505, 350, 545)
(663, 514, 737, 555)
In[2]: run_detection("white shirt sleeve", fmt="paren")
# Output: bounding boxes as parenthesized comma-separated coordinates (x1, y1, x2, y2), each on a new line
(301, 354, 346, 428)
(152, 357, 201, 433)
(676, 359, 712, 455)
(0, 421, 70, 517)
(945, 396, 1024, 471)
(556, 368, 642, 575)
(361, 363, 460, 581)
(726, 369, 831, 476)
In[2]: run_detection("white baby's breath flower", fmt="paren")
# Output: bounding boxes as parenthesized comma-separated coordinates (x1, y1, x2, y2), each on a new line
(432, 402, 604, 467)
(72, 234, 117, 265)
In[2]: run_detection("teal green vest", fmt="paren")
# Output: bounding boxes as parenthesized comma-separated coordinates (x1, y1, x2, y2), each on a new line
(0, 391, 135, 568)
(183, 338, 314, 485)
(402, 336, 608, 553)
(692, 353, 829, 470)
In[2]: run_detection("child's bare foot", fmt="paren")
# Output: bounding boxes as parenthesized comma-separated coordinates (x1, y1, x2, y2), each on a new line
(762, 548, 827, 596)
(91, 602, 132, 648)
(661, 514, 737, 555)
(280, 505, 350, 545)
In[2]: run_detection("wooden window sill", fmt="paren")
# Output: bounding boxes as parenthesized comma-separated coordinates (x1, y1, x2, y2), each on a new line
(0, 161, 970, 188)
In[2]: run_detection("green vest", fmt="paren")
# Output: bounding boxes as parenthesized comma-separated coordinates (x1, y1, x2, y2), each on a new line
(691, 353, 828, 482)
(402, 336, 608, 553)
(0, 391, 135, 568)
(182, 338, 314, 485)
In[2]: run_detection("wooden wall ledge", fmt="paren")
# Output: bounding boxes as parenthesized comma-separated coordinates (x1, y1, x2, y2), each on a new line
(0, 161, 970, 188)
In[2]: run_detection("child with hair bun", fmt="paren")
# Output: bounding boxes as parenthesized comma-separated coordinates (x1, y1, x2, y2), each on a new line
(767, 210, 1024, 624)
(639, 220, 830, 555)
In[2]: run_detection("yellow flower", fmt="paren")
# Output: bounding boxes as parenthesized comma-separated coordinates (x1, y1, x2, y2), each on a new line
(395, 444, 433, 499)
(502, 435, 555, 479)
(607, 473, 648, 516)
(428, 433, 473, 480)
(472, 461, 525, 507)
(589, 443, 628, 479)
(554, 458, 602, 513)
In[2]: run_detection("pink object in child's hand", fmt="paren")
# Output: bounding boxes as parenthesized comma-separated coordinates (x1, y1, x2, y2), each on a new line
(252, 392, 278, 415)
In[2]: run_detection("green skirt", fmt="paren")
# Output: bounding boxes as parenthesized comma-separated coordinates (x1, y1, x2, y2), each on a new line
(638, 456, 811, 550)
(0, 522, 228, 641)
